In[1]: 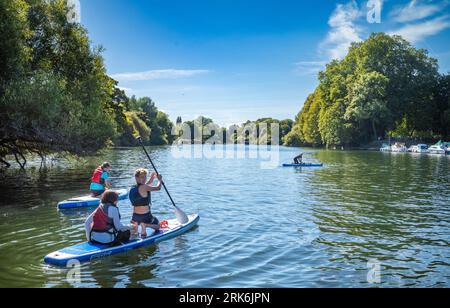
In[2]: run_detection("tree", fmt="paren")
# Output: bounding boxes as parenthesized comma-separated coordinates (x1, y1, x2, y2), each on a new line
(283, 125, 303, 147)
(0, 0, 30, 91)
(345, 72, 390, 141)
(319, 100, 353, 147)
(1, 0, 116, 167)
(286, 32, 443, 147)
(432, 74, 450, 139)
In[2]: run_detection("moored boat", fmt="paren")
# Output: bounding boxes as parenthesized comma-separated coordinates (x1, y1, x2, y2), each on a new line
(391, 142, 407, 153)
(407, 145, 417, 152)
(428, 145, 446, 155)
(410, 144, 428, 153)
(380, 143, 391, 152)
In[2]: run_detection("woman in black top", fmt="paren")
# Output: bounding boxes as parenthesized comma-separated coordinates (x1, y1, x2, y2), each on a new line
(129, 168, 162, 238)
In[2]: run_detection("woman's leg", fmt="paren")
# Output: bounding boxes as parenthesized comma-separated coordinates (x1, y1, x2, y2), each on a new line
(91, 190, 104, 197)
(146, 223, 160, 232)
(115, 230, 131, 245)
(130, 221, 138, 235)
(145, 215, 160, 233)
(137, 214, 160, 237)
(140, 223, 148, 238)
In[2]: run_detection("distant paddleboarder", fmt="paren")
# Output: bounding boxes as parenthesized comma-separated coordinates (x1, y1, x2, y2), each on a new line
(293, 153, 303, 165)
(90, 162, 111, 197)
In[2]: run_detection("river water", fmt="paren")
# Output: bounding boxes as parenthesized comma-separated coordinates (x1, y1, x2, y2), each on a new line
(0, 146, 448, 287)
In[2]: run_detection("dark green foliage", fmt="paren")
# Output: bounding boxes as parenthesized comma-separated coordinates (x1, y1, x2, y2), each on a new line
(0, 0, 174, 168)
(1, 0, 116, 168)
(285, 33, 449, 147)
(119, 96, 173, 146)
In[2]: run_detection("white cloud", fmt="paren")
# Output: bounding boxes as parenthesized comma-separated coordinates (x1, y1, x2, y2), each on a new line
(320, 1, 363, 60)
(117, 86, 132, 92)
(111, 69, 210, 81)
(390, 0, 448, 23)
(293, 61, 327, 75)
(307, 0, 449, 71)
(389, 15, 450, 43)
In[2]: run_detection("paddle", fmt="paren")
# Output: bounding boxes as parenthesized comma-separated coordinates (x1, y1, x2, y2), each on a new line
(136, 136, 189, 224)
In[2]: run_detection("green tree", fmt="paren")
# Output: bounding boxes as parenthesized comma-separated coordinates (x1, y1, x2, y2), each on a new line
(319, 100, 353, 147)
(432, 74, 450, 139)
(1, 0, 116, 167)
(345, 72, 390, 141)
(0, 0, 30, 90)
(287, 33, 442, 147)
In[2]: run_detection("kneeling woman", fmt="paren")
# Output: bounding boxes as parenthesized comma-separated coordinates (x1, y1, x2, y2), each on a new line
(85, 190, 131, 246)
(129, 168, 162, 238)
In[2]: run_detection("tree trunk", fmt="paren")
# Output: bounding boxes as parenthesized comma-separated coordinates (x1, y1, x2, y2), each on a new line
(0, 158, 11, 168)
(13, 151, 26, 169)
(372, 120, 377, 141)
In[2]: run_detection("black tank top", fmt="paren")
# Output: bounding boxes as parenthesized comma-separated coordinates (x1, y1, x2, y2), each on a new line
(129, 184, 151, 207)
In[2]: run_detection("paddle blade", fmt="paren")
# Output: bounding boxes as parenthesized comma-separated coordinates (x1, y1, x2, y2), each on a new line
(174, 206, 189, 224)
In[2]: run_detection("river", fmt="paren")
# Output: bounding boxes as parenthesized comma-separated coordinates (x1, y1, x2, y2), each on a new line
(0, 145, 448, 287)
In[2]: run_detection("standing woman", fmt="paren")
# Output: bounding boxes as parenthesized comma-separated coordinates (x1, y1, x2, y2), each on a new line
(90, 162, 111, 197)
(129, 168, 162, 238)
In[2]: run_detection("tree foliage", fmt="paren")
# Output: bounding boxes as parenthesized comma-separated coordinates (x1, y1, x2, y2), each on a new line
(1, 0, 116, 167)
(0, 0, 175, 168)
(285, 33, 448, 147)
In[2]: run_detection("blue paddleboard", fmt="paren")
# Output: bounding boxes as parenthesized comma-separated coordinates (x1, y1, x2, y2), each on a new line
(57, 189, 128, 210)
(283, 163, 323, 167)
(44, 214, 199, 266)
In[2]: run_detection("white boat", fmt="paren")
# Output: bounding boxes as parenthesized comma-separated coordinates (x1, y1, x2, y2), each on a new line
(407, 145, 417, 152)
(428, 145, 446, 155)
(391, 143, 407, 153)
(380, 144, 391, 152)
(412, 144, 428, 153)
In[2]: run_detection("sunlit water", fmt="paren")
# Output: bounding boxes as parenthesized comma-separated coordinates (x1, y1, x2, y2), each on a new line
(0, 146, 449, 287)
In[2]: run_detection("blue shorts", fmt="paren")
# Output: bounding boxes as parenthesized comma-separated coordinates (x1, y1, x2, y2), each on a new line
(131, 213, 159, 225)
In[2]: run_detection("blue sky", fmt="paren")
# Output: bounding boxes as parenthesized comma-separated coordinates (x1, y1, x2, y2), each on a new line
(78, 0, 450, 127)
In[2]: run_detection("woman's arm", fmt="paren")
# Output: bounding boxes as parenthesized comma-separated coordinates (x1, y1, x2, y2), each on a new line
(146, 172, 156, 185)
(109, 207, 131, 231)
(101, 172, 111, 189)
(149, 174, 162, 191)
(141, 174, 162, 192)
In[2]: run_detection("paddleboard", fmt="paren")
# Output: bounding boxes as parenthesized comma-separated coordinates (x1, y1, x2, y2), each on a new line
(283, 163, 324, 167)
(57, 189, 128, 210)
(44, 214, 199, 266)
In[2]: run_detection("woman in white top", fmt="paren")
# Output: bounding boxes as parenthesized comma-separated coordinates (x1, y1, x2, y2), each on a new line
(85, 190, 132, 246)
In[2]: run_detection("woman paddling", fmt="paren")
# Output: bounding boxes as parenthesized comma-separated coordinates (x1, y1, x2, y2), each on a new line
(293, 153, 303, 165)
(85, 190, 131, 246)
(129, 168, 163, 238)
(90, 162, 111, 197)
